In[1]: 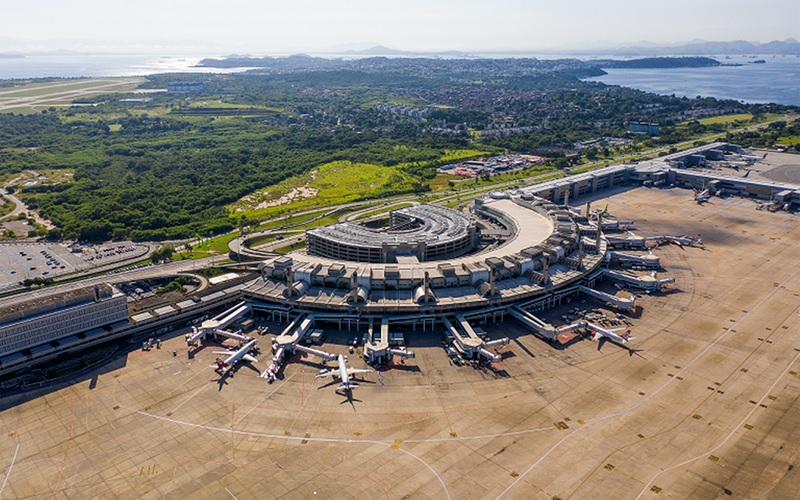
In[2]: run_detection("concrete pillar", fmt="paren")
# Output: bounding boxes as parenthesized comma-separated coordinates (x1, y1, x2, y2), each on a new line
(595, 212, 602, 254)
(542, 256, 550, 285)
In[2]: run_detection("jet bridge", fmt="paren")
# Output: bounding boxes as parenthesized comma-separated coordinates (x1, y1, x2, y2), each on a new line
(186, 301, 252, 346)
(441, 315, 508, 363)
(508, 307, 583, 343)
(602, 268, 675, 292)
(608, 251, 660, 269)
(363, 317, 415, 365)
(260, 313, 337, 382)
(577, 285, 636, 311)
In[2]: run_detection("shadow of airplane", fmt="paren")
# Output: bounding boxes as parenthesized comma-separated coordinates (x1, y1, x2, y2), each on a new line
(596, 337, 645, 358)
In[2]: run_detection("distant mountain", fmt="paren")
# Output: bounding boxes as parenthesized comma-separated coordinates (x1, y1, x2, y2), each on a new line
(0, 52, 24, 59)
(347, 45, 406, 55)
(582, 38, 800, 56)
(344, 45, 470, 57)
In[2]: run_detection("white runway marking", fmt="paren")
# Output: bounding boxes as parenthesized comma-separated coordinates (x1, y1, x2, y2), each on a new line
(496, 267, 800, 498)
(169, 384, 208, 415)
(0, 443, 20, 497)
(635, 350, 800, 499)
(394, 446, 451, 500)
(136, 410, 451, 498)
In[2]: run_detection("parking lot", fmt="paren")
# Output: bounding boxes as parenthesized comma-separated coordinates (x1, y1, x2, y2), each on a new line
(0, 242, 148, 290)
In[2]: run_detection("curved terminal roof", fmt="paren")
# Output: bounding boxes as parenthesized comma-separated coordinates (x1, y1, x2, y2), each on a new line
(307, 204, 473, 250)
(297, 199, 553, 270)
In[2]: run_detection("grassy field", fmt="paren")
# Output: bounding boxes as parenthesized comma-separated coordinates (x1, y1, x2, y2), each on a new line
(230, 149, 489, 220)
(428, 173, 462, 191)
(353, 202, 414, 220)
(187, 100, 283, 112)
(275, 240, 306, 254)
(230, 160, 416, 218)
(253, 209, 332, 232)
(695, 113, 753, 125)
(185, 233, 237, 259)
(0, 195, 14, 218)
(6, 168, 75, 187)
(776, 135, 800, 146)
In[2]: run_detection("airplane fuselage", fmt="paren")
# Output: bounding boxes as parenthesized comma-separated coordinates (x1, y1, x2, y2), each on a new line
(337, 354, 351, 388)
(215, 339, 258, 374)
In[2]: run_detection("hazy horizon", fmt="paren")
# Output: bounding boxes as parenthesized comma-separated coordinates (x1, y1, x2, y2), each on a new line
(1, 0, 798, 55)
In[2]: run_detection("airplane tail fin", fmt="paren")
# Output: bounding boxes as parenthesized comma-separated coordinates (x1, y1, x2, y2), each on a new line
(213, 358, 227, 373)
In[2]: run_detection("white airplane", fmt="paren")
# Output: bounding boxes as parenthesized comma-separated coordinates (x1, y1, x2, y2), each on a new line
(694, 188, 712, 204)
(741, 152, 767, 162)
(315, 354, 373, 394)
(665, 234, 703, 247)
(587, 324, 636, 345)
(211, 339, 258, 375)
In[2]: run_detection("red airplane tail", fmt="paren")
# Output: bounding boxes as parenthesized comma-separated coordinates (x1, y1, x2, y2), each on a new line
(215, 358, 227, 374)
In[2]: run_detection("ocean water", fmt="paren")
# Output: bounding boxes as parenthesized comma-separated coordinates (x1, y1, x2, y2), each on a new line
(1, 53, 798, 106)
(0, 54, 243, 79)
(584, 55, 800, 106)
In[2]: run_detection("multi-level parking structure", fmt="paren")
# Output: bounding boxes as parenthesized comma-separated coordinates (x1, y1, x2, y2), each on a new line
(306, 204, 478, 263)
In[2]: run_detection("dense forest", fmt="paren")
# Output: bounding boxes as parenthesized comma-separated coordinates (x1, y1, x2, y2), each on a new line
(0, 60, 795, 242)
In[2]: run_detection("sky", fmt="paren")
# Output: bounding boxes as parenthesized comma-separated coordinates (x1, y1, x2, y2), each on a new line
(1, 0, 798, 54)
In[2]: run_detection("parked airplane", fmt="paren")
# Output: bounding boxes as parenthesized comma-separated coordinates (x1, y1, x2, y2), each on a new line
(589, 204, 609, 220)
(315, 354, 373, 394)
(694, 188, 712, 204)
(211, 339, 258, 375)
(741, 152, 767, 162)
(664, 234, 703, 247)
(586, 323, 635, 345)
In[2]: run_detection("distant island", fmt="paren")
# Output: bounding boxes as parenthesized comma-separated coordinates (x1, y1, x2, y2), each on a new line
(0, 53, 24, 59)
(593, 57, 732, 69)
(196, 54, 730, 76)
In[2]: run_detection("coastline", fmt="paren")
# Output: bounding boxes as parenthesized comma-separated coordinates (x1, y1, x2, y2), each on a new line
(0, 53, 798, 106)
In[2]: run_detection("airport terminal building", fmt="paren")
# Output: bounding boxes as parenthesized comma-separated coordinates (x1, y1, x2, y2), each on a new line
(3, 142, 800, 375)
(249, 198, 603, 319)
(0, 284, 129, 361)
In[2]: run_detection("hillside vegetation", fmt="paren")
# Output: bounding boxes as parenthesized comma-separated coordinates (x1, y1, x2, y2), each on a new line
(0, 63, 794, 242)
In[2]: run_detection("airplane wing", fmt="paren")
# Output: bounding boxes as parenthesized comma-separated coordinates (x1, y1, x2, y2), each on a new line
(315, 371, 336, 379)
(592, 332, 603, 341)
(242, 354, 258, 363)
(346, 368, 373, 376)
